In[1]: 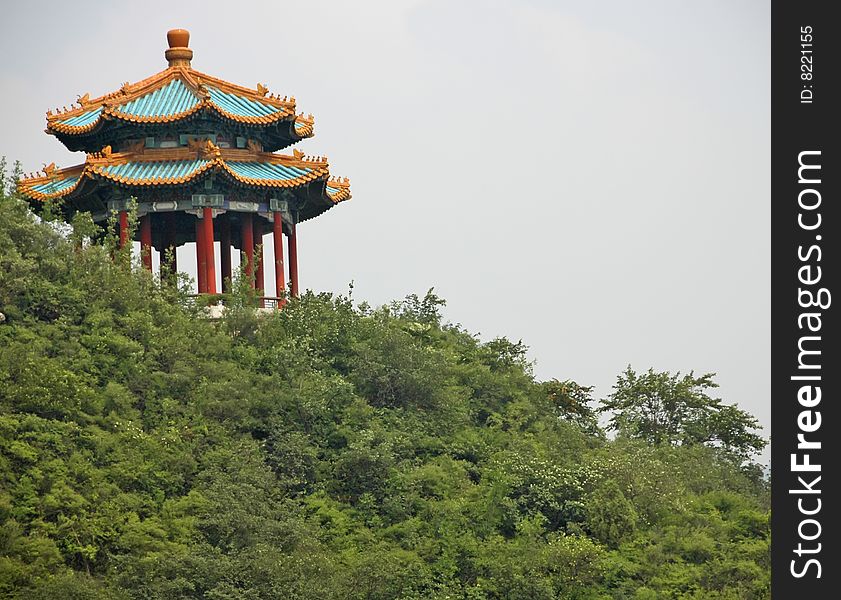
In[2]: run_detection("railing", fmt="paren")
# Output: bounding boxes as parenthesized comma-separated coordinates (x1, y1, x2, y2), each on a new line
(261, 296, 284, 309)
(184, 294, 286, 310)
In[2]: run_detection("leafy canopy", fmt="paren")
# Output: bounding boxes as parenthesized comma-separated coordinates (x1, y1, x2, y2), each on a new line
(601, 366, 767, 460)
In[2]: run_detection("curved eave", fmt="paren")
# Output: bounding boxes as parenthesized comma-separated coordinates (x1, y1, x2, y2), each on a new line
(103, 102, 205, 125)
(46, 68, 299, 137)
(223, 162, 328, 189)
(47, 103, 294, 137)
(17, 165, 86, 201)
(89, 161, 327, 190)
(89, 161, 215, 187)
(294, 178, 351, 224)
(296, 184, 350, 225)
(207, 103, 292, 126)
(293, 114, 315, 139)
(325, 182, 352, 204)
(20, 165, 351, 229)
(19, 154, 344, 204)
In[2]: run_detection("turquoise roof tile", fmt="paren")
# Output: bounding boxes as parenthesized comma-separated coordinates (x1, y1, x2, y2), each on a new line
(100, 159, 209, 181)
(96, 159, 313, 185)
(206, 86, 281, 118)
(58, 108, 102, 128)
(118, 79, 200, 117)
(30, 176, 80, 196)
(226, 161, 311, 181)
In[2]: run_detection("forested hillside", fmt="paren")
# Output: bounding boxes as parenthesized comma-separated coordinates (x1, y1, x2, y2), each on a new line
(0, 162, 769, 599)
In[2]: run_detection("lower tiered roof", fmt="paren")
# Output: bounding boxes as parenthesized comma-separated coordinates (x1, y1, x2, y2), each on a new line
(19, 141, 351, 221)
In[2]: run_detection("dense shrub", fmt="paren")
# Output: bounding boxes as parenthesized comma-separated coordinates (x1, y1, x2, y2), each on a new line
(0, 163, 769, 598)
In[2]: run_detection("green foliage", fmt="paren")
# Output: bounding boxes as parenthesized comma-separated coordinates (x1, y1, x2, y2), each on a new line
(583, 480, 638, 548)
(0, 161, 769, 598)
(541, 379, 600, 433)
(601, 366, 767, 461)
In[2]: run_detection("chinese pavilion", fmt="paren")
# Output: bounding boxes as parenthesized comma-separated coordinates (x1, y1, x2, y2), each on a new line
(18, 29, 350, 305)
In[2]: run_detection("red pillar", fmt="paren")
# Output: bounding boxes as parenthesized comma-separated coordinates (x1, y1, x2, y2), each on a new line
(241, 213, 254, 288)
(118, 210, 129, 248)
(196, 216, 206, 293)
(140, 214, 153, 271)
(165, 212, 178, 275)
(273, 212, 285, 305)
(288, 222, 299, 298)
(203, 207, 217, 295)
(253, 218, 264, 306)
(220, 215, 232, 293)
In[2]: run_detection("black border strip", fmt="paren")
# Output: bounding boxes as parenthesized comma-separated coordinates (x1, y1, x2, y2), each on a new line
(772, 0, 839, 595)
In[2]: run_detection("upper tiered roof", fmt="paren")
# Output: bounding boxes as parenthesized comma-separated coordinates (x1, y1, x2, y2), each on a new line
(19, 29, 350, 224)
(46, 29, 315, 152)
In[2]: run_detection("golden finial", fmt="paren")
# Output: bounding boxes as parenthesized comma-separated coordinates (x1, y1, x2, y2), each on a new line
(166, 29, 193, 67)
(293, 149, 304, 159)
(257, 83, 269, 96)
(101, 145, 112, 157)
(77, 92, 90, 106)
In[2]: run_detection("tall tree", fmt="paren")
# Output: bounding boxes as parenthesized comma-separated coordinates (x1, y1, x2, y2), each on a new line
(600, 367, 766, 460)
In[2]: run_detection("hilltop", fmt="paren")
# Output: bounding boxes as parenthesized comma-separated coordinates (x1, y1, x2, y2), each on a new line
(0, 163, 769, 599)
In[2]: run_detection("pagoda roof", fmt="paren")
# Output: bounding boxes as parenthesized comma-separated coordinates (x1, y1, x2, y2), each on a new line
(21, 29, 350, 228)
(47, 67, 314, 151)
(19, 142, 350, 215)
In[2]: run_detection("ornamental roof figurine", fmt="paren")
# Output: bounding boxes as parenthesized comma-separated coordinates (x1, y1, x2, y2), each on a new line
(18, 29, 351, 305)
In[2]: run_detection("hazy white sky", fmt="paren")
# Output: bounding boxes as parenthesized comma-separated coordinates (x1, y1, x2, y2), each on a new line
(1, 0, 770, 459)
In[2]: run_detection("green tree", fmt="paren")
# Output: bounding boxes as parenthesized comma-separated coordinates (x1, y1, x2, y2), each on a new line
(600, 367, 766, 460)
